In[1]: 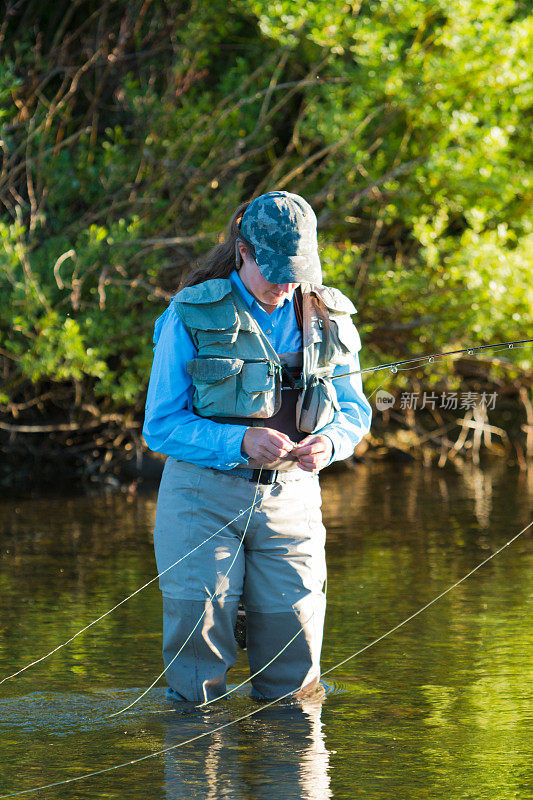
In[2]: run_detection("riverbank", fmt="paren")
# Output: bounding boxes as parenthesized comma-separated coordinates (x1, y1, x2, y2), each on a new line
(2, 394, 532, 497)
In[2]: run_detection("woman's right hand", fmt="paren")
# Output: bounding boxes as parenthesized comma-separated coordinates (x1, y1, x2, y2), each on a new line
(242, 427, 296, 463)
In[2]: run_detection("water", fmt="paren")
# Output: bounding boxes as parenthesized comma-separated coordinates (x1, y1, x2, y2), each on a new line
(0, 462, 531, 799)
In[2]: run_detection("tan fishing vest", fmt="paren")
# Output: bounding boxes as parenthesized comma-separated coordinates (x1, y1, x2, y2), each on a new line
(173, 278, 361, 461)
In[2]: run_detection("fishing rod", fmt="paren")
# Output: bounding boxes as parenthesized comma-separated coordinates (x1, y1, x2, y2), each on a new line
(2, 336, 531, 686)
(46, 329, 533, 717)
(331, 337, 533, 381)
(1, 518, 530, 799)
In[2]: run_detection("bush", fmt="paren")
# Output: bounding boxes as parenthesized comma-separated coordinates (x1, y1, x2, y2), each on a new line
(1, 0, 531, 481)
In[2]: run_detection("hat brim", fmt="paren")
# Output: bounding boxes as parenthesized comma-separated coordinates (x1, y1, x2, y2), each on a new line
(254, 248, 322, 285)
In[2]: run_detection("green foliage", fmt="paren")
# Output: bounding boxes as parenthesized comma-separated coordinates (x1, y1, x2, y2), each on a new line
(18, 312, 108, 383)
(0, 0, 531, 439)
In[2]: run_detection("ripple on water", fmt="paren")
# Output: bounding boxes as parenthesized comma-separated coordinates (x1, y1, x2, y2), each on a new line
(0, 682, 293, 739)
(0, 689, 179, 736)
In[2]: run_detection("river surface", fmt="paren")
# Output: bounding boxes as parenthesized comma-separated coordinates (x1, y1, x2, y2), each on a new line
(0, 461, 531, 800)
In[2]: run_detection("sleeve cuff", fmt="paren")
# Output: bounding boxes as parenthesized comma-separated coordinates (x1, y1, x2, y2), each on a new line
(224, 425, 251, 468)
(316, 422, 363, 465)
(319, 431, 338, 466)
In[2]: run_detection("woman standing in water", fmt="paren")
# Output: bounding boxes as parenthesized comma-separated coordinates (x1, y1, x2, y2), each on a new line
(143, 190, 372, 702)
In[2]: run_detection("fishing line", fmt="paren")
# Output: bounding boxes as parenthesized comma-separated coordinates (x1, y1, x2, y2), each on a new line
(3, 338, 528, 687)
(196, 573, 327, 709)
(1, 519, 529, 799)
(366, 374, 393, 400)
(142, 582, 328, 716)
(322, 519, 533, 676)
(0, 501, 262, 685)
(199, 612, 313, 709)
(109, 468, 264, 717)
(187, 342, 528, 710)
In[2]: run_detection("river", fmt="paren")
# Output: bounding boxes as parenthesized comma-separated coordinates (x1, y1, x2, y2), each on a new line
(1, 460, 531, 799)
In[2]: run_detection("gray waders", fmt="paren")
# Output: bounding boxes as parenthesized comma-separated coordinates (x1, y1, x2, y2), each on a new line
(153, 458, 327, 702)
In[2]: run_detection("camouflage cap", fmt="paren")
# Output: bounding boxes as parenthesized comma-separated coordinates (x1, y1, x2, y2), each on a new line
(238, 190, 322, 284)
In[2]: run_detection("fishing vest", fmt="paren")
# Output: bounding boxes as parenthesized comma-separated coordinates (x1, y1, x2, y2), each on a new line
(173, 278, 361, 444)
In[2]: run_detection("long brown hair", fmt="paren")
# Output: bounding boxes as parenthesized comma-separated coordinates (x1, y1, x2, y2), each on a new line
(182, 200, 254, 287)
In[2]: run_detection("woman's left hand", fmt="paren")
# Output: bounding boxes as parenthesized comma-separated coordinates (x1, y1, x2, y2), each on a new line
(293, 434, 333, 472)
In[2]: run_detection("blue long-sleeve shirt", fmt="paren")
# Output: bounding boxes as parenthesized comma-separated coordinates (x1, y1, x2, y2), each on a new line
(143, 270, 372, 469)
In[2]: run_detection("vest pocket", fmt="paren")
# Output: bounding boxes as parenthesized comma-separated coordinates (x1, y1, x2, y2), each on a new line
(179, 300, 240, 346)
(195, 327, 239, 347)
(329, 315, 361, 361)
(186, 357, 281, 419)
(309, 289, 360, 366)
(187, 357, 243, 417)
(237, 360, 281, 417)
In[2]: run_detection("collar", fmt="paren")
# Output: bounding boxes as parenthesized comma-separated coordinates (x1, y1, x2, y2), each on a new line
(229, 269, 255, 309)
(229, 269, 295, 312)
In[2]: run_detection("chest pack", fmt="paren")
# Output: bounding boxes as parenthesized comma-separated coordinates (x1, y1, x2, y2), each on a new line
(172, 278, 361, 434)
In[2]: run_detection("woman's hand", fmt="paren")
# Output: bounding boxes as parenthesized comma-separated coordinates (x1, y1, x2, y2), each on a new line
(242, 427, 296, 463)
(293, 434, 333, 472)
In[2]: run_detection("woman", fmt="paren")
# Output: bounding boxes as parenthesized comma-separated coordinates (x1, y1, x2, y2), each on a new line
(143, 190, 372, 702)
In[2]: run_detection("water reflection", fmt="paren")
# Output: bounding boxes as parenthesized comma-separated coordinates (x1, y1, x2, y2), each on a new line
(0, 461, 531, 800)
(163, 699, 331, 800)
(328, 462, 532, 531)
